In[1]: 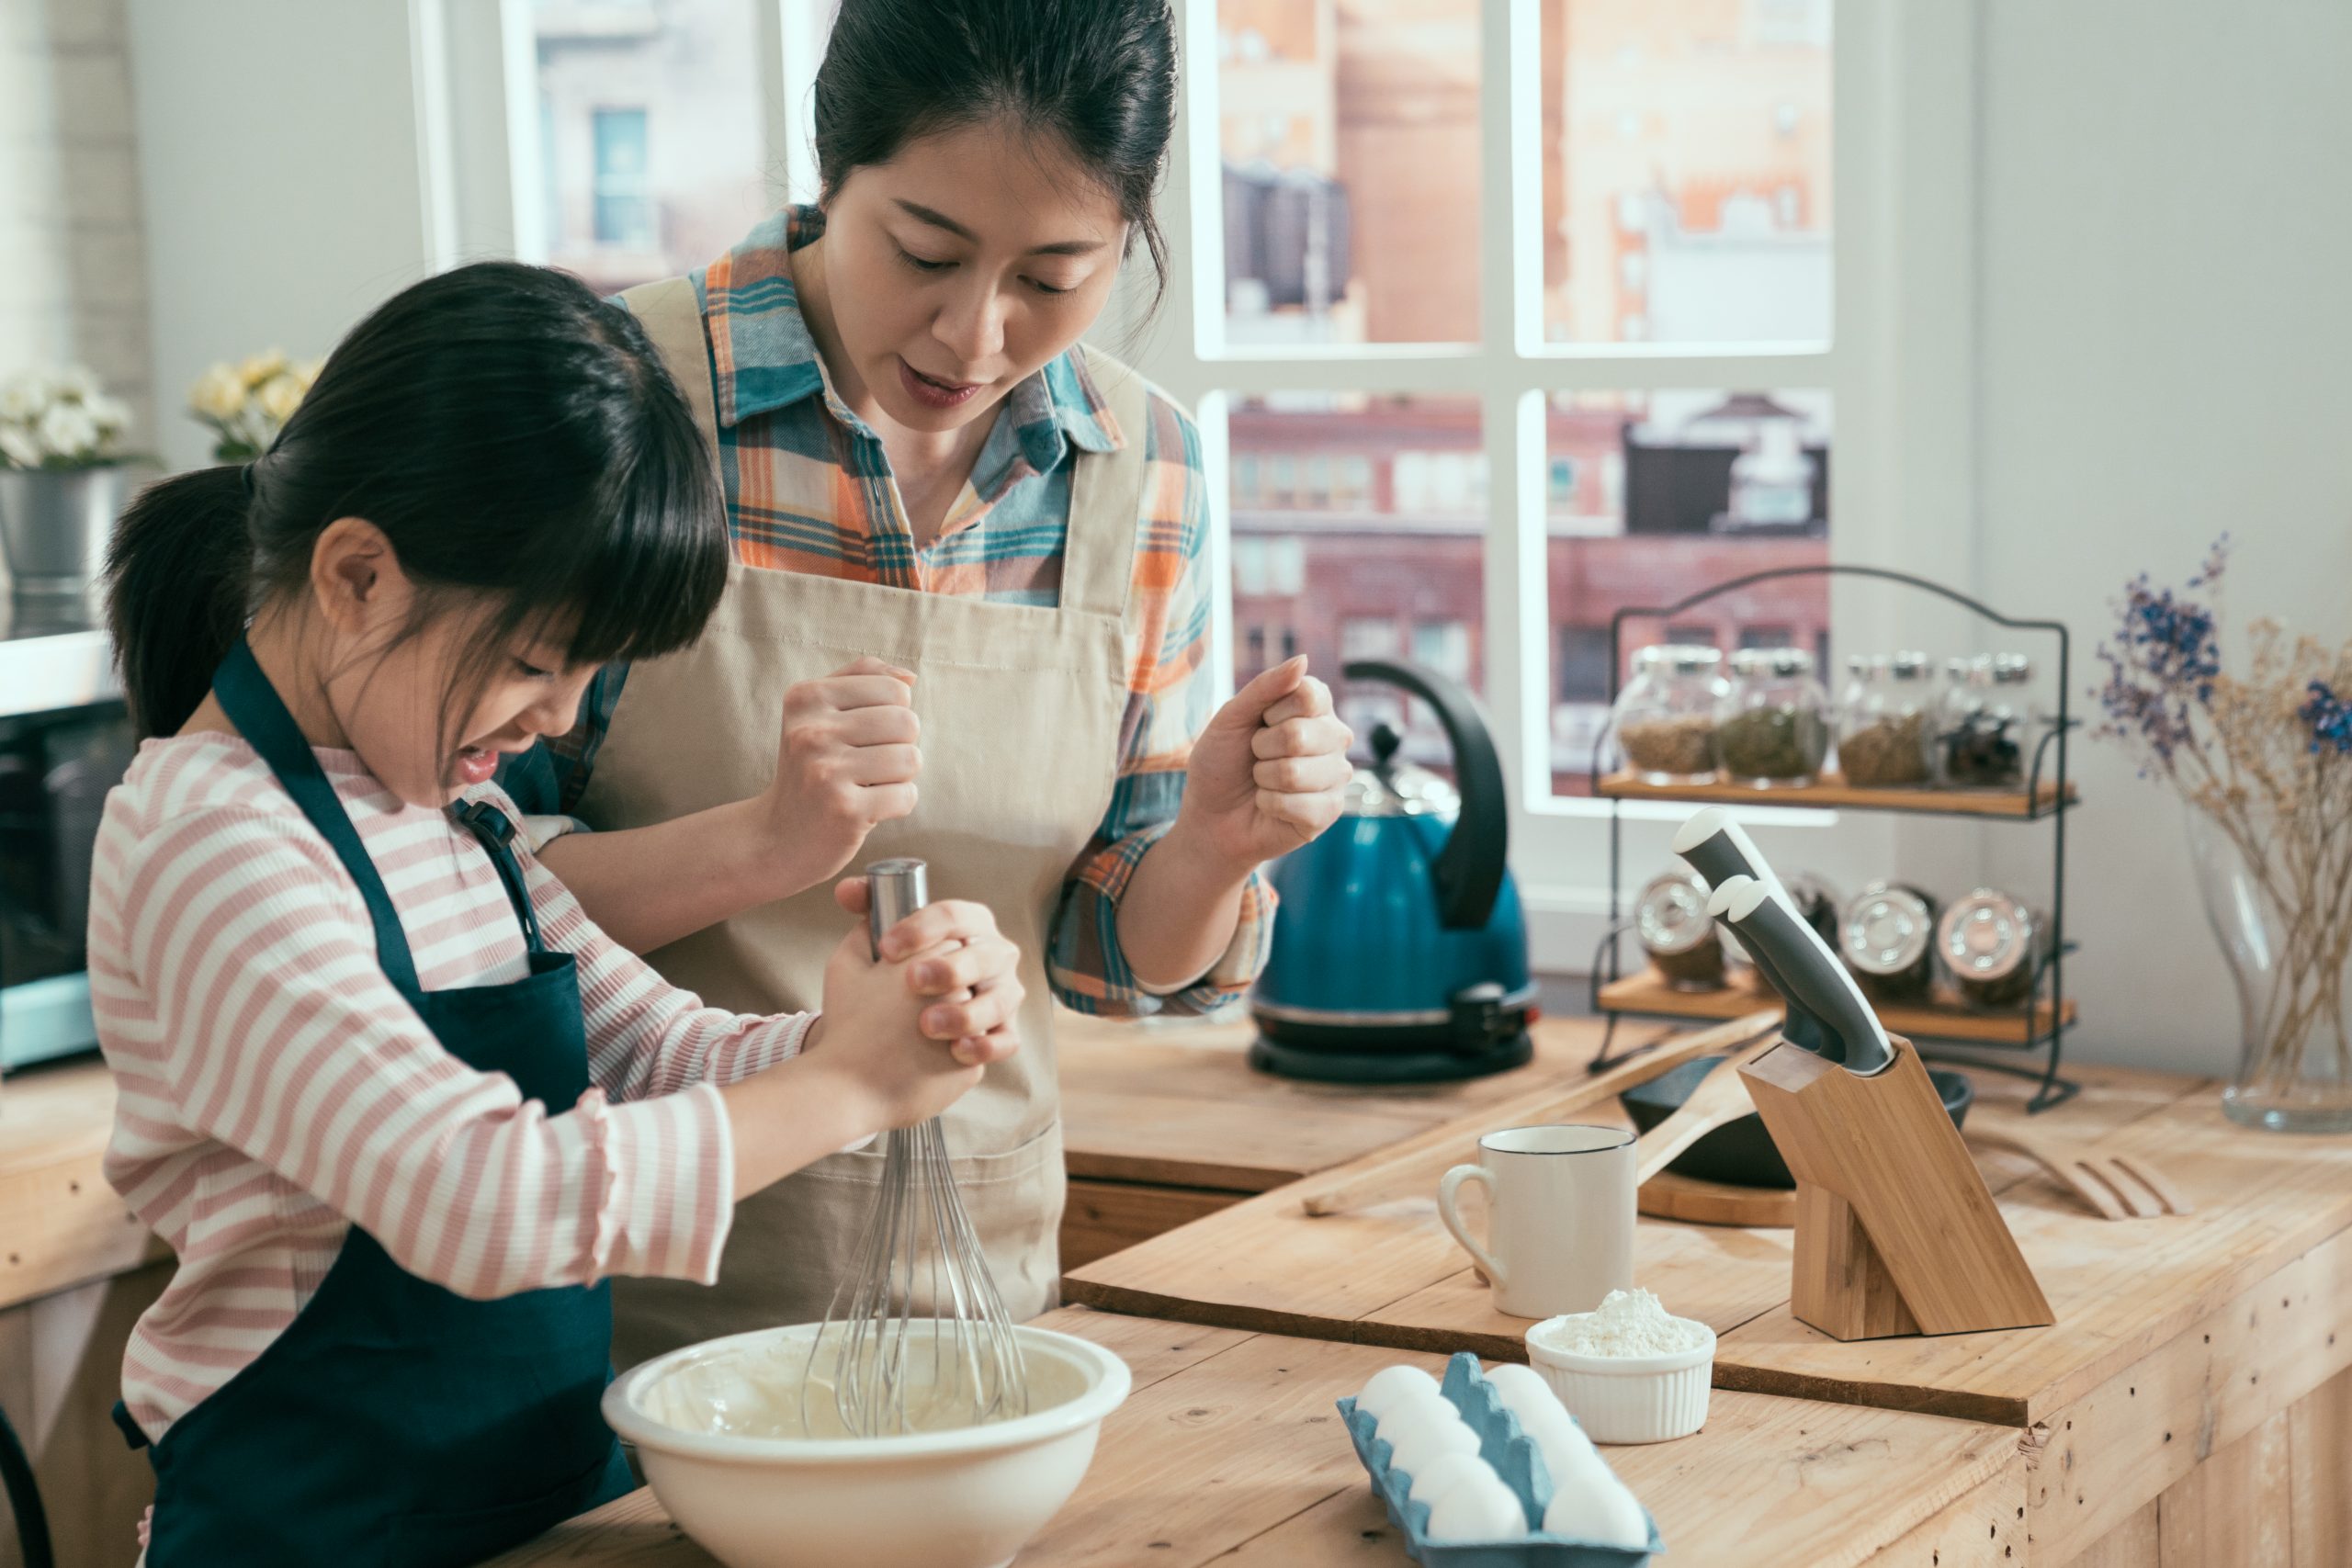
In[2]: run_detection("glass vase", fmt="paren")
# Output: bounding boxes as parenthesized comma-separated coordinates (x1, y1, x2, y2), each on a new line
(2188, 809, 2352, 1132)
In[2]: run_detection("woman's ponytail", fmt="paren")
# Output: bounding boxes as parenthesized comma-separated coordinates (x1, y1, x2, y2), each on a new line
(104, 466, 252, 739)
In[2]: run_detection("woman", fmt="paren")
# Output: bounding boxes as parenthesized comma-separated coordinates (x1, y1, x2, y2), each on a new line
(95, 262, 1021, 1562)
(508, 0, 1354, 1367)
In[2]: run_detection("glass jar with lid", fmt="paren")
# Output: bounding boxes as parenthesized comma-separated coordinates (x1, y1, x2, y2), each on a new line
(1838, 881, 1940, 1002)
(1836, 651, 1936, 787)
(1716, 648, 1830, 787)
(1938, 887, 2046, 1011)
(1635, 869, 1725, 991)
(1938, 653, 2036, 787)
(1611, 644, 1729, 784)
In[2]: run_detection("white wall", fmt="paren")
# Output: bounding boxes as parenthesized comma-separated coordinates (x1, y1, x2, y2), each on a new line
(1973, 0, 2352, 1077)
(126, 0, 435, 473)
(1, 0, 153, 451)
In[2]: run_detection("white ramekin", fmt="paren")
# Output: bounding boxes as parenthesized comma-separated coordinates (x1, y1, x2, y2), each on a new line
(1523, 1319, 1715, 1444)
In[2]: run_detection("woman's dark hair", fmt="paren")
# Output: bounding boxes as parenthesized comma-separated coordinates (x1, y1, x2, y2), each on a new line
(812, 0, 1177, 310)
(106, 261, 727, 740)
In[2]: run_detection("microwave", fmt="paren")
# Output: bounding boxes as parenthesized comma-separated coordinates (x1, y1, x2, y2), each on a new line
(0, 702, 133, 1071)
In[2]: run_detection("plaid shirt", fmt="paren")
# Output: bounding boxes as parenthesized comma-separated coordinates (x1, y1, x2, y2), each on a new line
(514, 208, 1270, 1017)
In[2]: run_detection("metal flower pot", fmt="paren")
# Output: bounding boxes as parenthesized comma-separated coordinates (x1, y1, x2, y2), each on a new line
(0, 464, 131, 602)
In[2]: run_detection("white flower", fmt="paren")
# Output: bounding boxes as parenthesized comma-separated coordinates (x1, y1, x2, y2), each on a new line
(0, 424, 41, 469)
(53, 364, 101, 402)
(257, 372, 307, 424)
(238, 348, 288, 387)
(86, 394, 132, 436)
(0, 372, 47, 424)
(37, 401, 100, 462)
(189, 363, 248, 423)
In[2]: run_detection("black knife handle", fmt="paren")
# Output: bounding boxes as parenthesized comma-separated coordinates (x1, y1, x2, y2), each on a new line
(1727, 895, 1894, 1076)
(1675, 824, 1838, 1063)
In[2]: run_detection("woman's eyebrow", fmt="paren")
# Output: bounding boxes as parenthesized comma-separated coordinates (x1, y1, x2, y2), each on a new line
(892, 198, 1108, 257)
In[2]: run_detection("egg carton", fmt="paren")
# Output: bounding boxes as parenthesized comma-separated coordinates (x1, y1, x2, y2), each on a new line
(1338, 1352, 1662, 1568)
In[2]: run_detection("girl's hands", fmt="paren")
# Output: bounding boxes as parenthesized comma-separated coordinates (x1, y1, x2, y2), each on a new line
(805, 883, 1023, 1132)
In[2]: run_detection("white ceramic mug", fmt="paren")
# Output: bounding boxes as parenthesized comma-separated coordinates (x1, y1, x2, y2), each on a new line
(1438, 1124, 1635, 1320)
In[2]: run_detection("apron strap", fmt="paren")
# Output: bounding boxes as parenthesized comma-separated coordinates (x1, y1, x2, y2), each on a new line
(621, 276, 722, 454)
(1064, 345, 1151, 624)
(211, 637, 424, 996)
(451, 801, 547, 953)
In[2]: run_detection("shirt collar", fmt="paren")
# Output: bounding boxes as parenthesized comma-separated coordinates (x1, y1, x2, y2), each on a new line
(705, 206, 1124, 466)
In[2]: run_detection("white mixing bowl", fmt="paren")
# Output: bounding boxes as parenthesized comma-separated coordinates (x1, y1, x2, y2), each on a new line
(603, 1321, 1132, 1568)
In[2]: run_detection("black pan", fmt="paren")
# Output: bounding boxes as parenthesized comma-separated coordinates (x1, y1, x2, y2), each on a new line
(1623, 1054, 1974, 1190)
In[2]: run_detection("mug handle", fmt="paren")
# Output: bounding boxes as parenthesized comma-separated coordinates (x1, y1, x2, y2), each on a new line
(1437, 1164, 1507, 1290)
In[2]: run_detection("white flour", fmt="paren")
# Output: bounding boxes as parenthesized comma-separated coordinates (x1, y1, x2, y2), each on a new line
(1532, 1289, 1709, 1358)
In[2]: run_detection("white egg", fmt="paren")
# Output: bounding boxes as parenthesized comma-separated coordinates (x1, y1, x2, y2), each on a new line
(1543, 1460, 1649, 1550)
(1426, 1472, 1531, 1543)
(1482, 1361, 1564, 1424)
(1523, 1407, 1600, 1485)
(1373, 1384, 1459, 1445)
(1405, 1449, 1497, 1509)
(1384, 1411, 1481, 1480)
(1353, 1363, 1442, 1421)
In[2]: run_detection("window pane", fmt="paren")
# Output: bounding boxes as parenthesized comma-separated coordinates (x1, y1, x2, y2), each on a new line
(1545, 389, 1832, 795)
(524, 0, 773, 295)
(1540, 0, 1833, 345)
(1228, 394, 1486, 774)
(1216, 1, 1481, 346)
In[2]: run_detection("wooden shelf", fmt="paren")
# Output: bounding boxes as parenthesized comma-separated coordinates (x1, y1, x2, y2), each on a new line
(1598, 971, 2077, 1047)
(1596, 771, 2077, 819)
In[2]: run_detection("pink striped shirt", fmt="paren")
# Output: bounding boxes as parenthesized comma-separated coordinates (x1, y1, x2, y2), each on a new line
(89, 732, 811, 1441)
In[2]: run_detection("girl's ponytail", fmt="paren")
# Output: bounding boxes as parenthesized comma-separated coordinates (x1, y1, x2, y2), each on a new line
(104, 466, 252, 739)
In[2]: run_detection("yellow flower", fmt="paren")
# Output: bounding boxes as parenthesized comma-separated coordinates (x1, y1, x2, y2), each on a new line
(238, 348, 289, 387)
(294, 358, 325, 390)
(257, 372, 308, 424)
(189, 364, 248, 423)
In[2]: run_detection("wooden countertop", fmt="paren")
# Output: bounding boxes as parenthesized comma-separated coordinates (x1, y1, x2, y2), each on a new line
(487, 1304, 2029, 1568)
(1056, 1010, 1668, 1192)
(0, 1055, 162, 1313)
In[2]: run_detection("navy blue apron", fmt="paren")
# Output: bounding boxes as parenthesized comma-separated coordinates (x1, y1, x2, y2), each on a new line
(113, 637, 632, 1566)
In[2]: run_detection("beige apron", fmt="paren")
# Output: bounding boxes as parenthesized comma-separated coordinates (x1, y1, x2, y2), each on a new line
(589, 277, 1146, 1370)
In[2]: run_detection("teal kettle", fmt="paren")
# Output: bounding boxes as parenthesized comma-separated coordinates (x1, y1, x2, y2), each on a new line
(1249, 660, 1535, 1083)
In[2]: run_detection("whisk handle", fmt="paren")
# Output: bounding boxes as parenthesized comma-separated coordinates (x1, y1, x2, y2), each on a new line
(867, 858, 930, 961)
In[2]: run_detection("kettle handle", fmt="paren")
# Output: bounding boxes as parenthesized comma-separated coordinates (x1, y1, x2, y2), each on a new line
(1343, 659, 1508, 931)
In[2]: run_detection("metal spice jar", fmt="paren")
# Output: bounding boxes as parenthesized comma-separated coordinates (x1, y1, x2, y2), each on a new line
(1939, 887, 2044, 1010)
(1716, 648, 1830, 786)
(1636, 870, 1725, 991)
(1836, 652, 1936, 787)
(1838, 881, 1940, 1002)
(1612, 645, 1729, 784)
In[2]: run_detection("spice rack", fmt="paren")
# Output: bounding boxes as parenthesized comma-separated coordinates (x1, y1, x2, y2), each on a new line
(1586, 564, 2081, 1111)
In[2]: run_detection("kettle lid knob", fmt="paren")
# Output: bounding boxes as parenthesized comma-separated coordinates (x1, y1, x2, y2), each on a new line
(1370, 722, 1403, 770)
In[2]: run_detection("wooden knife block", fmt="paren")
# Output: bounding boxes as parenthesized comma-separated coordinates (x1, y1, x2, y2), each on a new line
(1739, 1034, 2052, 1341)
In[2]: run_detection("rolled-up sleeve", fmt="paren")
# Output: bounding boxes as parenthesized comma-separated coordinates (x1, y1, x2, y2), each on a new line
(1046, 394, 1275, 1018)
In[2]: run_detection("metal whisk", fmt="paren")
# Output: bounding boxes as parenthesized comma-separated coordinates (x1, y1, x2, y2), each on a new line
(802, 858, 1030, 1438)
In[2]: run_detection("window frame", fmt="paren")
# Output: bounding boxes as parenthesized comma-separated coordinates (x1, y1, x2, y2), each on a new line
(1115, 0, 1976, 965)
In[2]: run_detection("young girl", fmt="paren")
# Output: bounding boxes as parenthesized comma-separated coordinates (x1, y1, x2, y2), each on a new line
(92, 261, 1023, 1566)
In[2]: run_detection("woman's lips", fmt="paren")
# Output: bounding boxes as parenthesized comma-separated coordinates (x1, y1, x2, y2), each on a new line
(453, 746, 499, 785)
(898, 356, 981, 411)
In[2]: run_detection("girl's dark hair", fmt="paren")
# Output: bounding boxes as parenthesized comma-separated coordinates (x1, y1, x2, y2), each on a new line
(107, 261, 727, 741)
(812, 0, 1177, 310)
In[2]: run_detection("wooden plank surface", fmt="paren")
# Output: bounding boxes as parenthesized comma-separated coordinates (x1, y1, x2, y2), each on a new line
(1061, 1179, 1243, 1271)
(1712, 1091, 2352, 1426)
(1065, 1048, 2202, 1404)
(1057, 1010, 1671, 1192)
(487, 1306, 2026, 1568)
(1596, 769, 2076, 817)
(0, 1058, 164, 1314)
(1597, 970, 2078, 1046)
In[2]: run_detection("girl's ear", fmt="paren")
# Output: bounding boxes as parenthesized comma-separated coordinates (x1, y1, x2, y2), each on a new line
(309, 516, 412, 637)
